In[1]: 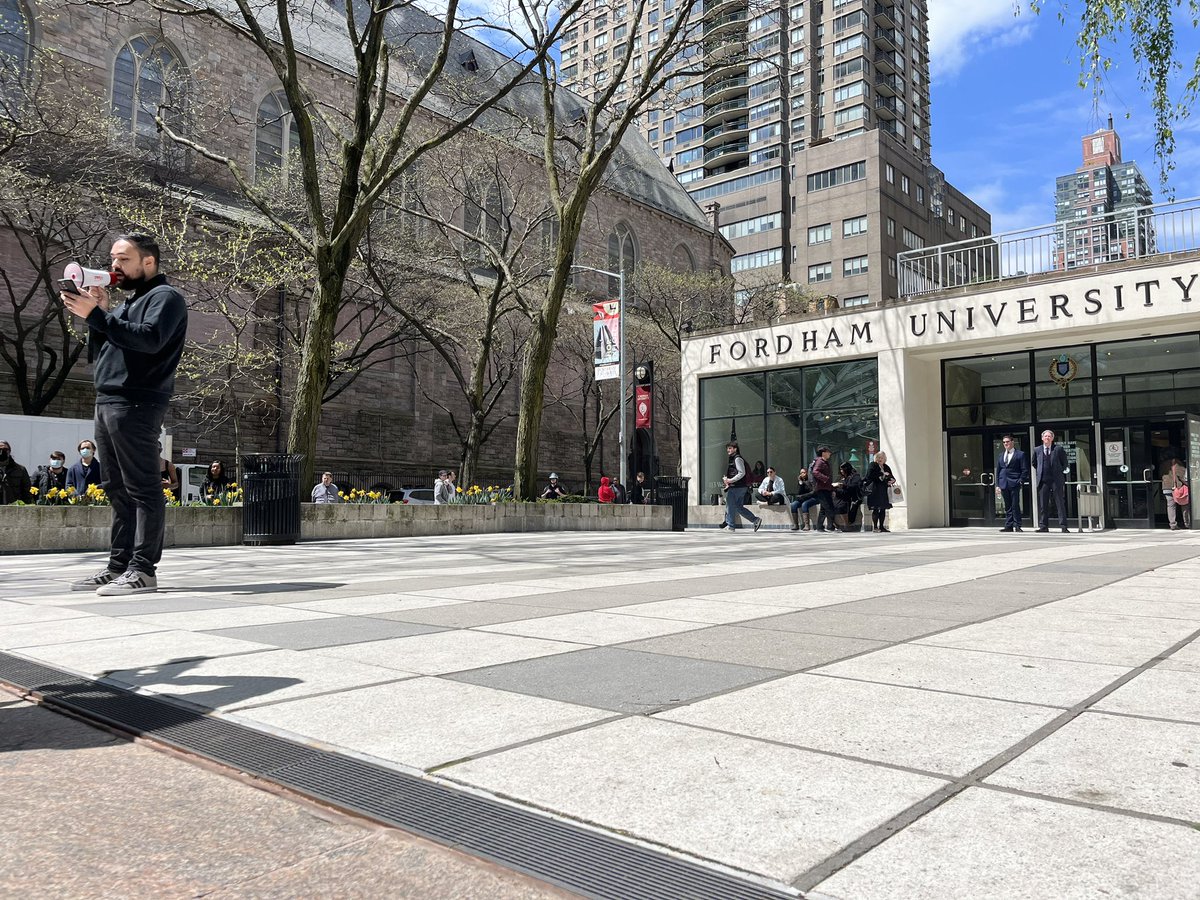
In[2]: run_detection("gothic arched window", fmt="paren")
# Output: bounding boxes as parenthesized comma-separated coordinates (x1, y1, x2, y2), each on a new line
(0, 0, 31, 88)
(607, 221, 638, 297)
(112, 35, 188, 159)
(255, 91, 301, 182)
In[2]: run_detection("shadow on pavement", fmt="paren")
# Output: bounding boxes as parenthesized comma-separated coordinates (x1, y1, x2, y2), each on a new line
(98, 657, 303, 711)
(0, 700, 122, 753)
(181, 582, 343, 594)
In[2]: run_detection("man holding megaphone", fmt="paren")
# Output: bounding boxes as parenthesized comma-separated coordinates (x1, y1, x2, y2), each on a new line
(60, 233, 188, 595)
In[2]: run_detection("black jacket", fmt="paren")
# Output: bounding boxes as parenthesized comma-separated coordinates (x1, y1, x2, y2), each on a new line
(0, 457, 32, 504)
(86, 274, 188, 405)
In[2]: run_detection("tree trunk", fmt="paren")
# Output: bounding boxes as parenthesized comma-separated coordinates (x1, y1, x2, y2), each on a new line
(461, 410, 485, 490)
(513, 314, 556, 499)
(286, 258, 347, 489)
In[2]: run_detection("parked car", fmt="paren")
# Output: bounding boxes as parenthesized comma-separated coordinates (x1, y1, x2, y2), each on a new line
(387, 487, 436, 505)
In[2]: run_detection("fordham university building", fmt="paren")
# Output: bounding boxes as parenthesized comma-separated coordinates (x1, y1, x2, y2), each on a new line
(682, 203, 1200, 530)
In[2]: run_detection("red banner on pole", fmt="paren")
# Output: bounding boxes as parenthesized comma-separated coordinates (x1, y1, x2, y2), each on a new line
(635, 385, 652, 429)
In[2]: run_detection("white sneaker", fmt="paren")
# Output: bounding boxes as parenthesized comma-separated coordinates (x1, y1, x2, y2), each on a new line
(71, 569, 122, 592)
(96, 570, 158, 596)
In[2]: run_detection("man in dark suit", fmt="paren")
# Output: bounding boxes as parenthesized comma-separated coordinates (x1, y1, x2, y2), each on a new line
(1034, 429, 1070, 533)
(994, 434, 1029, 532)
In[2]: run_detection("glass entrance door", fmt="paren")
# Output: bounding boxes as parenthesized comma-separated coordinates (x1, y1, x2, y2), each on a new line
(1032, 425, 1094, 524)
(948, 431, 1031, 526)
(1102, 420, 1189, 528)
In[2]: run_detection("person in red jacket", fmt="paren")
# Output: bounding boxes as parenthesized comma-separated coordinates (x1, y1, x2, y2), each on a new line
(597, 476, 615, 503)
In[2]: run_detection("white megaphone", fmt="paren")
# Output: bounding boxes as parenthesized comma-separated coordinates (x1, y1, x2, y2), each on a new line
(62, 262, 119, 290)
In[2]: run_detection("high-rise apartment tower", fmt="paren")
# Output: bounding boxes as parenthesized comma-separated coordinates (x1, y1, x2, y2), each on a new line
(1054, 117, 1154, 269)
(560, 0, 990, 307)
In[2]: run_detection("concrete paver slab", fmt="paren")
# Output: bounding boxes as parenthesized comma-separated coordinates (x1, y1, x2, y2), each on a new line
(476, 610, 710, 645)
(102, 648, 414, 711)
(813, 644, 1129, 707)
(126, 605, 339, 631)
(1093, 667, 1200, 724)
(236, 677, 611, 770)
(618, 625, 886, 671)
(660, 674, 1061, 776)
(313, 629, 582, 675)
(405, 583, 571, 601)
(812, 787, 1200, 899)
(991, 607, 1200, 639)
(0, 602, 94, 627)
(917, 620, 1189, 667)
(372, 601, 574, 628)
(985, 712, 1200, 820)
(59, 595, 255, 616)
(0, 616, 165, 649)
(204, 616, 445, 650)
(740, 608, 961, 642)
(16, 630, 275, 675)
(444, 716, 947, 883)
(448, 646, 781, 713)
(280, 594, 469, 615)
(602, 597, 797, 624)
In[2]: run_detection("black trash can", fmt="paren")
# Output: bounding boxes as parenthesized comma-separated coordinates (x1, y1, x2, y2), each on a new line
(241, 453, 303, 545)
(654, 475, 691, 532)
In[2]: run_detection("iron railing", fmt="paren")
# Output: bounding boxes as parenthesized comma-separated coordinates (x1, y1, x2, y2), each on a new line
(898, 196, 1200, 299)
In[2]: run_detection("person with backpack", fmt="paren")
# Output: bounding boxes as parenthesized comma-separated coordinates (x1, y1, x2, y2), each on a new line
(720, 441, 761, 532)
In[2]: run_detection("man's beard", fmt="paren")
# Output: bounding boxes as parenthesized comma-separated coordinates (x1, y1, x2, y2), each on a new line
(115, 271, 148, 291)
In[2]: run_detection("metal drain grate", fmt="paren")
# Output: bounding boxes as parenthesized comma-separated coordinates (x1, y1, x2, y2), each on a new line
(1, 651, 797, 900)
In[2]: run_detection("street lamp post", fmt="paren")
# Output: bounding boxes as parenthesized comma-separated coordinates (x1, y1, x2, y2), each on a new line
(570, 264, 627, 487)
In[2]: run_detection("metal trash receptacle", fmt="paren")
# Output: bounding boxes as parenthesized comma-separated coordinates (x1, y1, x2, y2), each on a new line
(242, 454, 303, 545)
(654, 475, 691, 532)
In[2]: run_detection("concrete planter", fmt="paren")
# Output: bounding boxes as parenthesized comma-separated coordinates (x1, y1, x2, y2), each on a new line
(0, 502, 670, 553)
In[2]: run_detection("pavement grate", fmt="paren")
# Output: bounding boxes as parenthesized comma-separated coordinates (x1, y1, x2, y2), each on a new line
(0, 649, 797, 900)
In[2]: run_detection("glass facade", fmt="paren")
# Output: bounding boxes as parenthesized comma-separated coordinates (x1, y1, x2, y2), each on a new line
(943, 334, 1200, 429)
(699, 360, 878, 502)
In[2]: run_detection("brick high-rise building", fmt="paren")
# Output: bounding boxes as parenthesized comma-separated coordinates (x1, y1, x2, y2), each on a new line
(1054, 116, 1155, 269)
(559, 0, 989, 306)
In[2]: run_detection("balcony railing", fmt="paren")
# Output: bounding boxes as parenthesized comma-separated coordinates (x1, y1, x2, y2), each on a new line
(704, 140, 749, 162)
(897, 197, 1200, 299)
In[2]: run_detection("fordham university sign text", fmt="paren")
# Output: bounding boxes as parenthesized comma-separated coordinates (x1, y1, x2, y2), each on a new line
(704, 269, 1200, 367)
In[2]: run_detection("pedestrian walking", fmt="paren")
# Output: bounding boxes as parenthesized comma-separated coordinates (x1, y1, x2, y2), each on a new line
(720, 441, 761, 532)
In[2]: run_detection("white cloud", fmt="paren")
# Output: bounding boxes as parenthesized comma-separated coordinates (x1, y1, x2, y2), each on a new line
(928, 0, 1036, 81)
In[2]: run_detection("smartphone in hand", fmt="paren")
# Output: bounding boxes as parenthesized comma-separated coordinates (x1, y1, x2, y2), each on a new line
(56, 278, 81, 295)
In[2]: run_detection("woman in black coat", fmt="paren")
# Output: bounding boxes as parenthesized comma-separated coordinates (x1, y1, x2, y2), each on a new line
(864, 451, 896, 533)
(834, 461, 864, 531)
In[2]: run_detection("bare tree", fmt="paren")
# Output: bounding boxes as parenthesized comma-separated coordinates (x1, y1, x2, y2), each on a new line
(64, 0, 577, 485)
(0, 61, 149, 415)
(509, 0, 708, 498)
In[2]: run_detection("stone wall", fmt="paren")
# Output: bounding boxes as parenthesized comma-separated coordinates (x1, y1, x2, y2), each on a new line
(0, 502, 671, 553)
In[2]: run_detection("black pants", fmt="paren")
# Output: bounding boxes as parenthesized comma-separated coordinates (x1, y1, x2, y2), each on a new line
(757, 492, 786, 505)
(95, 401, 168, 576)
(1038, 480, 1067, 529)
(814, 489, 838, 530)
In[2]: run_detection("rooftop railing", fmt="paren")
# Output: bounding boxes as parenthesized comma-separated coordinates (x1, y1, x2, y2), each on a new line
(897, 197, 1200, 300)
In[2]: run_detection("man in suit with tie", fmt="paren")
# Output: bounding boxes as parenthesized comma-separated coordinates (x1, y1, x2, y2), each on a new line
(995, 434, 1029, 532)
(1034, 429, 1070, 533)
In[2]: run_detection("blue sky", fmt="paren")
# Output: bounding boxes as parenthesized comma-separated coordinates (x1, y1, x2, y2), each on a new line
(928, 0, 1200, 234)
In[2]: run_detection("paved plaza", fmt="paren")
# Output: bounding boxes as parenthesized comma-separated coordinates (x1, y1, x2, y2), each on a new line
(2, 527, 1199, 897)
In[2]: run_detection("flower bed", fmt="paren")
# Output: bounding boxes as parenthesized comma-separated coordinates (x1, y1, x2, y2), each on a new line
(0, 501, 671, 553)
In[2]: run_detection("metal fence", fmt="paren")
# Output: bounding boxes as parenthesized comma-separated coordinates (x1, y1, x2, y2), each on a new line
(898, 196, 1200, 299)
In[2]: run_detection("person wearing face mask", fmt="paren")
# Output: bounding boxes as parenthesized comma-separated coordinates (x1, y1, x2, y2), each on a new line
(59, 233, 188, 595)
(34, 451, 69, 498)
(0, 441, 32, 504)
(67, 440, 104, 495)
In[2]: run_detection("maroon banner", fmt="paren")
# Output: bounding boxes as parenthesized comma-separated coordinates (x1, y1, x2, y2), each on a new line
(635, 385, 652, 429)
